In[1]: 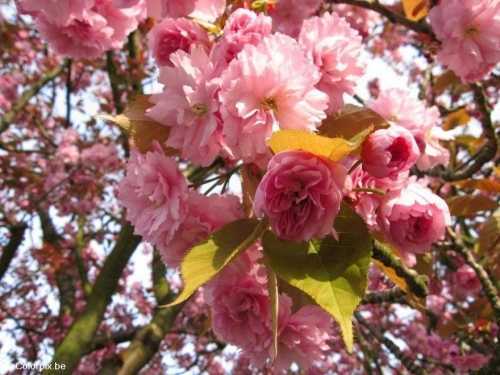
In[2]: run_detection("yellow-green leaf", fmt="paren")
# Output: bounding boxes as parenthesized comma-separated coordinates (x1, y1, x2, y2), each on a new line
(447, 195, 497, 217)
(166, 219, 265, 307)
(319, 104, 387, 140)
(262, 205, 372, 352)
(402, 0, 429, 21)
(267, 127, 372, 162)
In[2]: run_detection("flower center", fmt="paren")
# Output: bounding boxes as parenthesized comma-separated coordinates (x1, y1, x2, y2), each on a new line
(464, 26, 479, 38)
(388, 137, 410, 167)
(191, 103, 208, 116)
(262, 97, 278, 112)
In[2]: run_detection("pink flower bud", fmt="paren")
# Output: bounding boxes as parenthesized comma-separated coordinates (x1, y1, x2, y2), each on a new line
(361, 125, 420, 179)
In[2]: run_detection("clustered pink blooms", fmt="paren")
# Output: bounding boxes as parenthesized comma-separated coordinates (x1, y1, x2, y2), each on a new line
(18, 0, 145, 58)
(299, 12, 365, 113)
(368, 87, 450, 170)
(205, 246, 332, 371)
(429, 0, 500, 83)
(43, 0, 462, 370)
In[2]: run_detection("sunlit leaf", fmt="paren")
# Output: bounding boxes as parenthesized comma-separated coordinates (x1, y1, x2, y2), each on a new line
(268, 127, 372, 162)
(103, 95, 174, 154)
(402, 0, 429, 21)
(166, 219, 265, 306)
(433, 70, 462, 95)
(478, 208, 500, 256)
(455, 135, 486, 154)
(447, 195, 497, 217)
(443, 108, 470, 130)
(263, 205, 372, 352)
(453, 179, 500, 194)
(318, 104, 387, 140)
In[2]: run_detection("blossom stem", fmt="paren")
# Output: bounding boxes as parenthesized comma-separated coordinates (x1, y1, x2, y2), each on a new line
(329, 0, 436, 40)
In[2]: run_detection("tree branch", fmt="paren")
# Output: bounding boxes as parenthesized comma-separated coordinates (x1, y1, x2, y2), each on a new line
(362, 288, 406, 305)
(0, 223, 27, 281)
(0, 65, 64, 134)
(356, 312, 425, 375)
(115, 251, 185, 374)
(44, 222, 141, 374)
(423, 84, 498, 181)
(330, 0, 436, 40)
(372, 240, 428, 298)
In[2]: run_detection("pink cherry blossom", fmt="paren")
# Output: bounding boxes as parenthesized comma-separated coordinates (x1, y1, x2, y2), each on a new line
(160, 193, 243, 267)
(345, 161, 408, 230)
(416, 126, 452, 170)
(204, 249, 271, 363)
(368, 88, 450, 169)
(361, 125, 420, 179)
(148, 17, 209, 66)
(118, 145, 189, 250)
(299, 12, 364, 113)
(24, 0, 144, 58)
(275, 294, 332, 372)
(17, 0, 92, 26)
(429, 0, 500, 82)
(452, 264, 482, 296)
(220, 33, 328, 163)
(377, 182, 451, 266)
(254, 151, 346, 241)
(368, 88, 431, 150)
(189, 0, 226, 24)
(211, 8, 272, 70)
(332, 4, 380, 38)
(144, 0, 224, 22)
(147, 46, 223, 166)
(269, 0, 322, 37)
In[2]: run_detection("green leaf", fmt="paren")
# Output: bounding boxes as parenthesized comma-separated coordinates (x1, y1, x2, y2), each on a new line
(166, 219, 266, 307)
(262, 205, 372, 352)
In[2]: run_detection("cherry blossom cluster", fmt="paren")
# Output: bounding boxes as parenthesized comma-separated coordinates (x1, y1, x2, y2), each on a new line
(110, 1, 464, 369)
(5, 0, 499, 372)
(16, 0, 146, 58)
